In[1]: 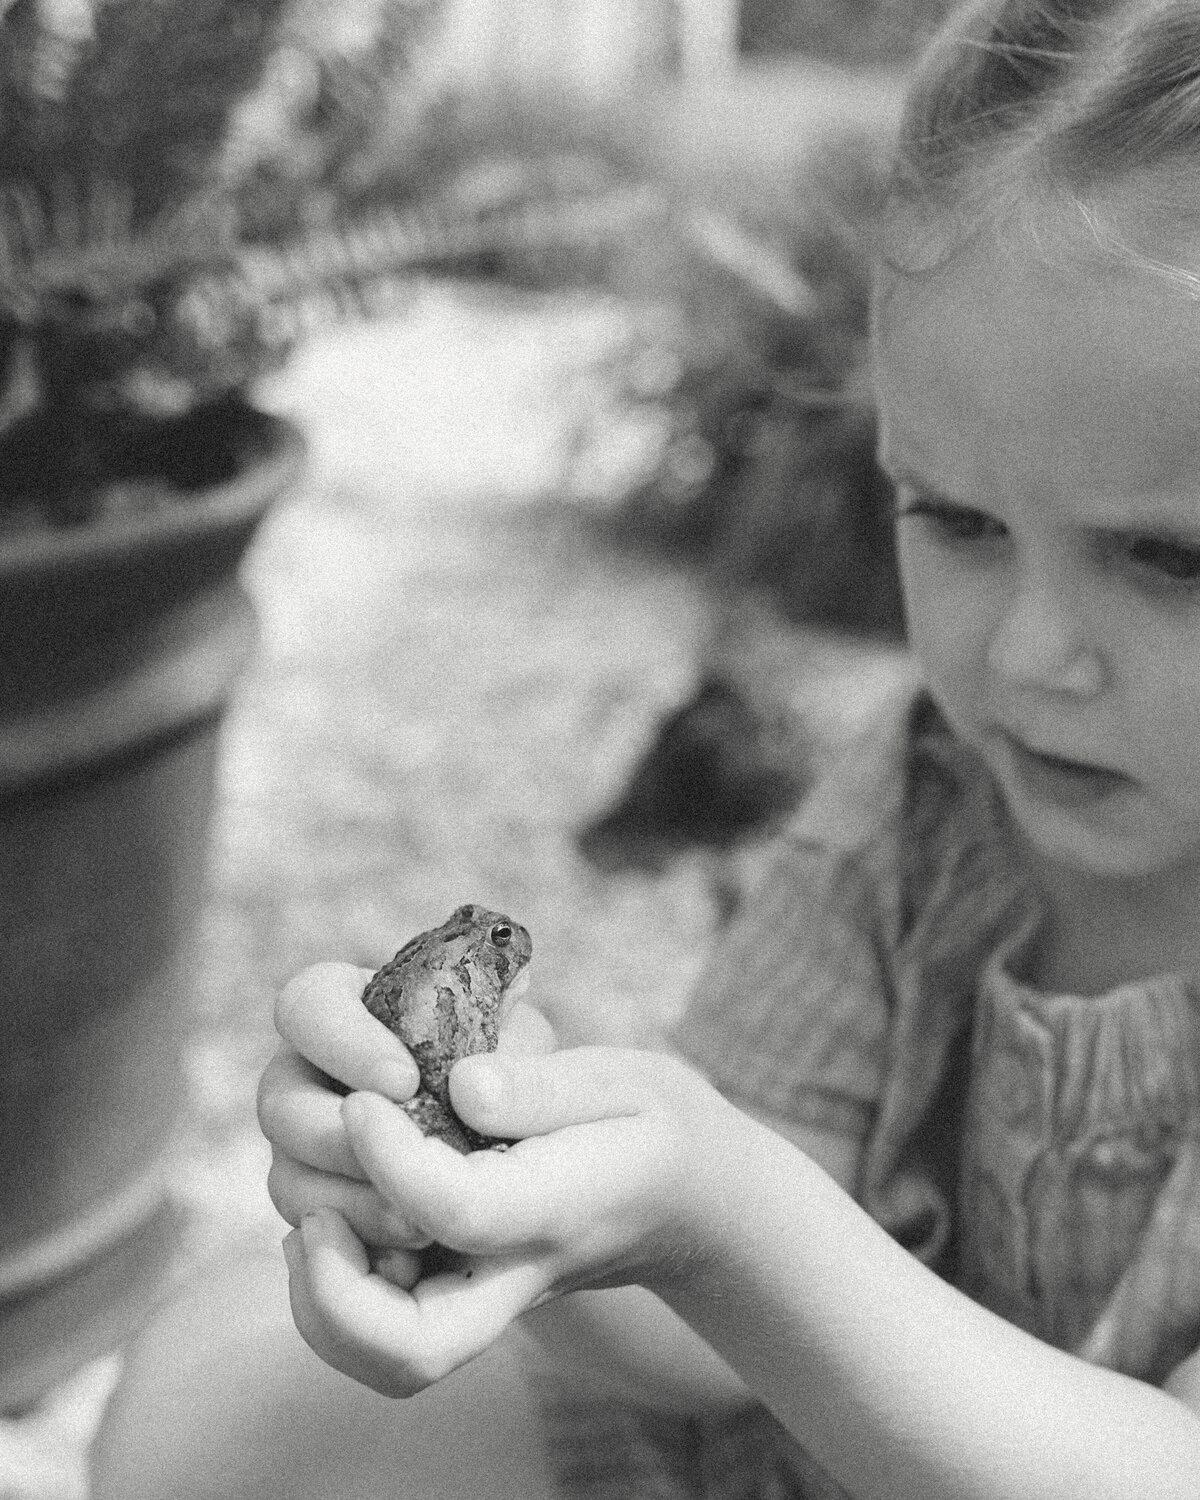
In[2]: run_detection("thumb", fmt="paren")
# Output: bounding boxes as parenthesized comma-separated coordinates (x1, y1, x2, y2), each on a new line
(495, 1000, 557, 1057)
(448, 1045, 676, 1140)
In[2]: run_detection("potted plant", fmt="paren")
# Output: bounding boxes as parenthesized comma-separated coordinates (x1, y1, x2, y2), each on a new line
(0, 0, 914, 1410)
(0, 0, 674, 1411)
(0, 0, 441, 1411)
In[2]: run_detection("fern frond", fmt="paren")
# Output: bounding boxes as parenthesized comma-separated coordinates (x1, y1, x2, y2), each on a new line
(0, 0, 289, 222)
(0, 174, 232, 327)
(179, 184, 667, 357)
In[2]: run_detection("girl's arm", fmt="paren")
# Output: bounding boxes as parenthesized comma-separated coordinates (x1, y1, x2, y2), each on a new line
(293, 1046, 1200, 1500)
(515, 1083, 1200, 1499)
(261, 960, 867, 1421)
(521, 1106, 863, 1415)
(661, 1108, 1200, 1500)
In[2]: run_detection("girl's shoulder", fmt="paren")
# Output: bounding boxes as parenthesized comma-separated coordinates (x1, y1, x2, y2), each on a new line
(673, 679, 1022, 1178)
(674, 680, 1025, 1168)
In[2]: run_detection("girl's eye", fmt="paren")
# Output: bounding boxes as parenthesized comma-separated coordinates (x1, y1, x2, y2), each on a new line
(895, 493, 1007, 545)
(1122, 534, 1200, 586)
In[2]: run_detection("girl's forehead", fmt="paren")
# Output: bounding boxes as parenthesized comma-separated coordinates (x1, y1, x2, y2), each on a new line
(873, 225, 1200, 502)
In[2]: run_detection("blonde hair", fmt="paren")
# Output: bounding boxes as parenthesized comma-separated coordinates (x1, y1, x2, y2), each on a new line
(884, 0, 1200, 293)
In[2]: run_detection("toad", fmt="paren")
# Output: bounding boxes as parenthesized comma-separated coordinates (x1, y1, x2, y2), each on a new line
(361, 903, 533, 1153)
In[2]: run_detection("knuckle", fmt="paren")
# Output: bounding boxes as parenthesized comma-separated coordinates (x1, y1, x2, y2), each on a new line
(498, 1002, 558, 1056)
(452, 1082, 497, 1137)
(406, 1333, 455, 1389)
(386, 1367, 435, 1399)
(365, 1194, 404, 1243)
(266, 1156, 298, 1221)
(288, 1298, 325, 1356)
(255, 1071, 283, 1138)
(272, 972, 307, 1038)
(274, 963, 343, 1041)
(655, 1051, 705, 1102)
(272, 979, 306, 1044)
(429, 1191, 486, 1251)
(431, 1200, 474, 1248)
(378, 1205, 429, 1249)
(543, 1066, 575, 1124)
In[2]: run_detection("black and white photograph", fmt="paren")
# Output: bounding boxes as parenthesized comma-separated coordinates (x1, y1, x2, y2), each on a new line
(2, 2, 1199, 1497)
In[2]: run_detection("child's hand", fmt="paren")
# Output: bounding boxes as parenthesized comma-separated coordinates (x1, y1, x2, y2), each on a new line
(280, 1045, 737, 1397)
(257, 962, 557, 1264)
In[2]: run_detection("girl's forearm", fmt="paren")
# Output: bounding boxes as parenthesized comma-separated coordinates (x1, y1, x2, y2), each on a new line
(524, 1285, 753, 1415)
(658, 1109, 1200, 1500)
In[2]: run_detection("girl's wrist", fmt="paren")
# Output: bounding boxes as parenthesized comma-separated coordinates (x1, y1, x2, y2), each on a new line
(639, 1086, 780, 1302)
(645, 1098, 845, 1330)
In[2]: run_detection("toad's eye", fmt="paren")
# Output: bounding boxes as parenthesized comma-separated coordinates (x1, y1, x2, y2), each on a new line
(489, 923, 512, 947)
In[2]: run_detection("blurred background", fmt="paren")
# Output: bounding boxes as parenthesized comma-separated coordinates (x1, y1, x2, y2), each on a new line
(0, 1, 954, 1494)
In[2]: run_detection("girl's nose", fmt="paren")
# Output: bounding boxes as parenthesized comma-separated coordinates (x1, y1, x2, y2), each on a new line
(985, 585, 1105, 697)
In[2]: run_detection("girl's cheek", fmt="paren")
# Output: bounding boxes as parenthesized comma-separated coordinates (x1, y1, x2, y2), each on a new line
(901, 576, 998, 723)
(897, 542, 964, 660)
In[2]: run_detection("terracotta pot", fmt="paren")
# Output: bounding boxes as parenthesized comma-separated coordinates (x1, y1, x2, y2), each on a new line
(0, 403, 305, 1411)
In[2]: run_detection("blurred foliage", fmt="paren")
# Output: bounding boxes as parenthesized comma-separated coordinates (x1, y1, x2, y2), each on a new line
(552, 115, 905, 638)
(0, 0, 627, 528)
(0, 0, 691, 530)
(0, 0, 910, 640)
(353, 19, 910, 638)
(227, 0, 453, 242)
(0, 0, 277, 477)
(0, 0, 285, 217)
(0, 0, 306, 526)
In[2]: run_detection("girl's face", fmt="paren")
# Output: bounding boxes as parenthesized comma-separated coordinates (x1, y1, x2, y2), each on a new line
(874, 222, 1200, 880)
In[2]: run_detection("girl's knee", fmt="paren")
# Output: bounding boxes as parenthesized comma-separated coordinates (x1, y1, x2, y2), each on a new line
(91, 1251, 558, 1500)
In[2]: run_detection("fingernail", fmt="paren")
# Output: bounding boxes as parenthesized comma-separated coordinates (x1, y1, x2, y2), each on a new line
(367, 1055, 418, 1101)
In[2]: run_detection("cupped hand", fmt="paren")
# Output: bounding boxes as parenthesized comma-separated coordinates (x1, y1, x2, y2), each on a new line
(280, 1045, 739, 1397)
(258, 961, 557, 1252)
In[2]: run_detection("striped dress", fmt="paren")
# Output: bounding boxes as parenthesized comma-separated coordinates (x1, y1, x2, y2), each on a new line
(544, 688, 1200, 1498)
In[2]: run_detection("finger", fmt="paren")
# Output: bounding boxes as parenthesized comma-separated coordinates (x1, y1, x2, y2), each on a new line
(340, 1092, 493, 1249)
(342, 1067, 700, 1280)
(449, 1045, 697, 1142)
(275, 963, 419, 1100)
(282, 1225, 404, 1396)
(495, 1001, 557, 1057)
(298, 1208, 552, 1395)
(340, 1091, 595, 1256)
(372, 1247, 424, 1291)
(258, 1047, 367, 1179)
(268, 1150, 434, 1248)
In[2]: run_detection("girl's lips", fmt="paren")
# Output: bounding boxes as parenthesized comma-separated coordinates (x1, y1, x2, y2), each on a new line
(1000, 735, 1132, 809)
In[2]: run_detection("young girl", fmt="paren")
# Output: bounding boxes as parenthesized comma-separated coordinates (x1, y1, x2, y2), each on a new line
(93, 1, 1200, 1496)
